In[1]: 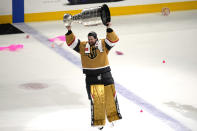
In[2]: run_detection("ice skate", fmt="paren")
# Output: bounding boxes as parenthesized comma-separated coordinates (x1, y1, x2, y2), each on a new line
(98, 126, 104, 130)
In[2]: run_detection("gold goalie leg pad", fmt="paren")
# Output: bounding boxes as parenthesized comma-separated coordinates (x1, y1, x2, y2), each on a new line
(90, 85, 106, 126)
(105, 84, 122, 122)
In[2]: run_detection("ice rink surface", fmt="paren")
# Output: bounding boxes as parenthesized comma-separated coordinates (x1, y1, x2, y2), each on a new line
(0, 10, 197, 131)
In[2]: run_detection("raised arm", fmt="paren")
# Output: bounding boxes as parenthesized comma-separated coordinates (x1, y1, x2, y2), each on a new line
(104, 22, 119, 52)
(65, 26, 80, 53)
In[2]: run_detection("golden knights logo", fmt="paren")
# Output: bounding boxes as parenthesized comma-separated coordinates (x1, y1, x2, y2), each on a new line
(87, 46, 97, 59)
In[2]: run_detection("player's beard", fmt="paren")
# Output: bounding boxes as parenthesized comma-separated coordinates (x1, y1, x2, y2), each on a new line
(89, 41, 96, 46)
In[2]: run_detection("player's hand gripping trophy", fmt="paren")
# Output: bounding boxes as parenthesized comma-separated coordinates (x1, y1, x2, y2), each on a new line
(63, 4, 111, 26)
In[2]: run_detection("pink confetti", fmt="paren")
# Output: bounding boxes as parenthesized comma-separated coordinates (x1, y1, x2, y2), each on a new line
(49, 35, 66, 42)
(26, 35, 30, 39)
(115, 51, 123, 55)
(0, 44, 24, 51)
(0, 47, 7, 51)
(140, 109, 143, 113)
(51, 43, 55, 48)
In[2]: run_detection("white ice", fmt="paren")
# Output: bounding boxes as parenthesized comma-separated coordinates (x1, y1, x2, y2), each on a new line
(0, 10, 197, 131)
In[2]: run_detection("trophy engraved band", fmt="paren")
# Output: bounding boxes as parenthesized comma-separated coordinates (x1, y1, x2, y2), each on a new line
(63, 4, 111, 26)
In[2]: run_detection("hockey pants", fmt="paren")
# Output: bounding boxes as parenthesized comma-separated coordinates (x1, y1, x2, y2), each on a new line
(90, 84, 122, 126)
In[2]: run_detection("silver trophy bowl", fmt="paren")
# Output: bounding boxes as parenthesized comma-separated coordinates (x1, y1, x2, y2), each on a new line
(63, 4, 111, 26)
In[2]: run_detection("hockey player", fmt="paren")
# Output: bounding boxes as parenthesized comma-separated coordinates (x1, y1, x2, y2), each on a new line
(65, 22, 122, 130)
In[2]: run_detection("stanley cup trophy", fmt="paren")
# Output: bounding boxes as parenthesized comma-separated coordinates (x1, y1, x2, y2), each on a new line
(63, 4, 111, 26)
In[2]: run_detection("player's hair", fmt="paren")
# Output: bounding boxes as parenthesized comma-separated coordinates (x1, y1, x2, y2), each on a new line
(88, 31, 97, 39)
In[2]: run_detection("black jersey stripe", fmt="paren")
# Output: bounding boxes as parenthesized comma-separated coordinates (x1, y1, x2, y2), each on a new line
(73, 39, 80, 53)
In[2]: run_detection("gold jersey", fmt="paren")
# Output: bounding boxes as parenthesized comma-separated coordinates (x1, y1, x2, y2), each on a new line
(65, 28, 119, 75)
